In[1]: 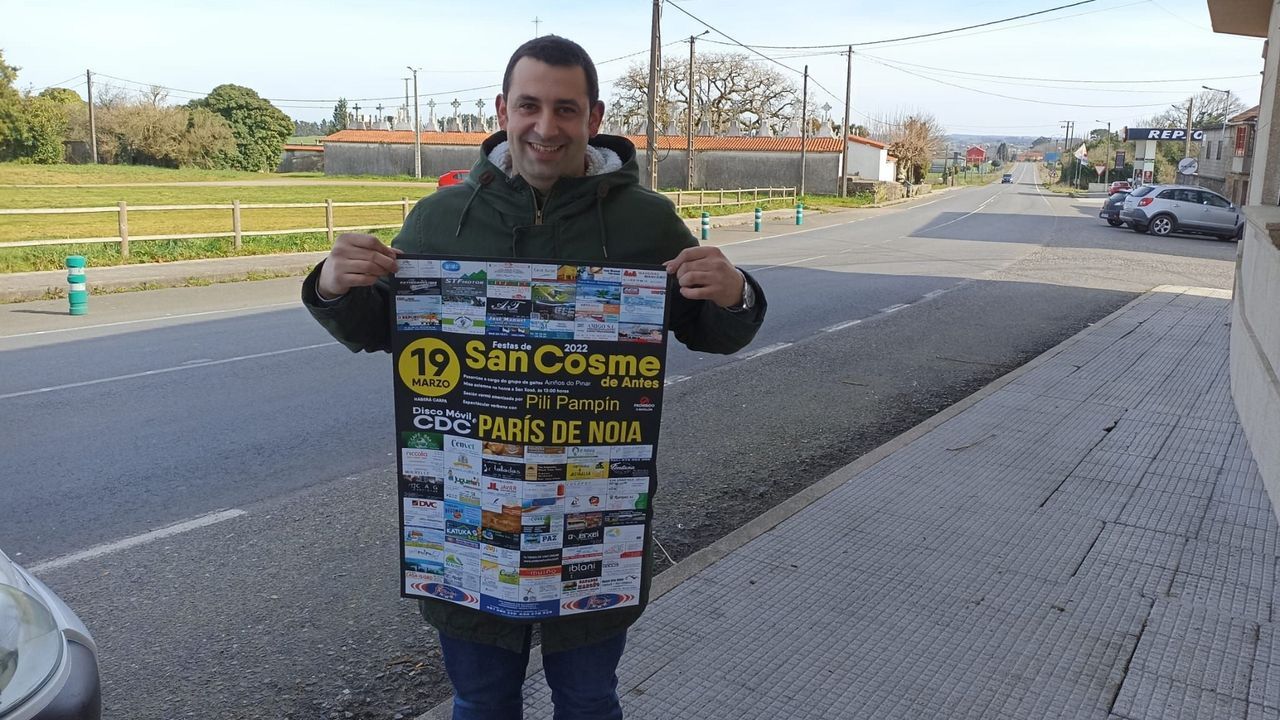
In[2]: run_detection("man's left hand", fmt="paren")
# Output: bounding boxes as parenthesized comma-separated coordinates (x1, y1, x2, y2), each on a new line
(663, 246, 745, 308)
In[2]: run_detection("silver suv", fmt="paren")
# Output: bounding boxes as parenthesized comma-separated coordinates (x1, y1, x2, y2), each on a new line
(1120, 184, 1243, 240)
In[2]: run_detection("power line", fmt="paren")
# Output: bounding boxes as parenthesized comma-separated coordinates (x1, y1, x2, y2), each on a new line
(684, 0, 1096, 50)
(855, 55, 1258, 86)
(862, 55, 1187, 109)
(663, 1, 846, 107)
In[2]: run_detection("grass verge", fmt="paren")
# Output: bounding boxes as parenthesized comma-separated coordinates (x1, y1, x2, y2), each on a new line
(0, 228, 398, 274)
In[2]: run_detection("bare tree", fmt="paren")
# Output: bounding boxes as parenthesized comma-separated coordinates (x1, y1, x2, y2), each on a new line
(1143, 89, 1247, 128)
(877, 111, 946, 183)
(609, 52, 800, 135)
(144, 85, 169, 108)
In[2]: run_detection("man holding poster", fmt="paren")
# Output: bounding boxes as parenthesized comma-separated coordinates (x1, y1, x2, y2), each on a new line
(303, 35, 765, 720)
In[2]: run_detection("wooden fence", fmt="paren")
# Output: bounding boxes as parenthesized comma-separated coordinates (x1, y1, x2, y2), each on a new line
(0, 187, 797, 257)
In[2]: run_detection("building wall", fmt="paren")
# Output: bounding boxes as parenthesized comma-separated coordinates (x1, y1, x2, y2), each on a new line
(324, 142, 478, 177)
(845, 143, 895, 182)
(326, 141, 839, 193)
(1229, 3, 1280, 523)
(277, 149, 324, 173)
(695, 150, 839, 194)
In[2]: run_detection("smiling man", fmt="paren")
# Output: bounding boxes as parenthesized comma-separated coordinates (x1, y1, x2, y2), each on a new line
(303, 36, 766, 720)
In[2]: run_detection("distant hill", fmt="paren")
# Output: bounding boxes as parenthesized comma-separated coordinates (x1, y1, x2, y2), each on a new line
(946, 134, 1041, 148)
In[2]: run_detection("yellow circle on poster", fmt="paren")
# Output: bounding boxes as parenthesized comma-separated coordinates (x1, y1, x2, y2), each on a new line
(398, 338, 461, 396)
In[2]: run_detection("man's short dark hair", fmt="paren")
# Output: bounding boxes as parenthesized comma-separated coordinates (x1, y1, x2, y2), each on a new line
(502, 35, 599, 106)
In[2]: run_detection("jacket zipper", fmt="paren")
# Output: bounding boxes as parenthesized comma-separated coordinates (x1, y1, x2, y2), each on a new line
(533, 188, 553, 225)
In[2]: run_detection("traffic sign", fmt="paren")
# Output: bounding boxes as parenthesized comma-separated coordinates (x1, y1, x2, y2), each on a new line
(1177, 157, 1199, 175)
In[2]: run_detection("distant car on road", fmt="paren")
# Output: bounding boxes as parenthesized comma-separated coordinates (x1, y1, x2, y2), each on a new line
(0, 547, 101, 719)
(437, 170, 470, 187)
(1120, 184, 1243, 240)
(1108, 180, 1132, 195)
(1099, 191, 1129, 227)
(1001, 173, 1013, 183)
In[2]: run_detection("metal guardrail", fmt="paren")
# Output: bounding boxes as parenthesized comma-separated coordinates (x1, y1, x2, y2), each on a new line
(0, 187, 797, 257)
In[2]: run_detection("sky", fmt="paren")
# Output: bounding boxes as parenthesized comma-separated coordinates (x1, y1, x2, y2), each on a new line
(2, 0, 1267, 140)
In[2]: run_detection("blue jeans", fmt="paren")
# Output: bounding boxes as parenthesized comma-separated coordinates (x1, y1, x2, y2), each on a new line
(438, 630, 627, 720)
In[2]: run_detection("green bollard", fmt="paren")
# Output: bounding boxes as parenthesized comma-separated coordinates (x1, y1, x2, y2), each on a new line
(795, 202, 804, 225)
(66, 255, 88, 315)
(701, 211, 710, 241)
(754, 207, 762, 232)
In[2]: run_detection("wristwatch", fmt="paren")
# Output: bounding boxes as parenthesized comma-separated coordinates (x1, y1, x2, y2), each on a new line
(725, 270, 755, 313)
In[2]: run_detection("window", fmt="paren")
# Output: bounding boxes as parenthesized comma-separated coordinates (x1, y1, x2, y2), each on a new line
(1202, 191, 1230, 207)
(1235, 125, 1247, 156)
(1217, 140, 1224, 160)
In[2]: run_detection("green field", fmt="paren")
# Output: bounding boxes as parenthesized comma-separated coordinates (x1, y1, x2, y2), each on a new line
(0, 163, 871, 274)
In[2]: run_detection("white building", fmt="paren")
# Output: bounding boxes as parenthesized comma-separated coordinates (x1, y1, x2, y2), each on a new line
(843, 135, 898, 182)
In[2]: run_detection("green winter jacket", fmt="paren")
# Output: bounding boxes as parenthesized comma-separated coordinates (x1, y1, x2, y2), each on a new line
(302, 131, 765, 653)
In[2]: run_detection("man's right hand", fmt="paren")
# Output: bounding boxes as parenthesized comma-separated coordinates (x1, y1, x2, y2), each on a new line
(316, 232, 402, 299)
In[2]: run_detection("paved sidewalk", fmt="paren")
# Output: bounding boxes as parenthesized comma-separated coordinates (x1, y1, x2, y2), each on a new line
(458, 286, 1277, 719)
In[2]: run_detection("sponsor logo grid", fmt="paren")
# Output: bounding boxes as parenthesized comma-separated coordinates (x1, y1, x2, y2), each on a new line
(392, 258, 668, 619)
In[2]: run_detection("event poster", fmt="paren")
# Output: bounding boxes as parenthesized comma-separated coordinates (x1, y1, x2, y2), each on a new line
(391, 255, 669, 620)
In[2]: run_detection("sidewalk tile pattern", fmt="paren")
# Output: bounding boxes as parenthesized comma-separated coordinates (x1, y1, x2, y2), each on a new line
(513, 290, 1278, 719)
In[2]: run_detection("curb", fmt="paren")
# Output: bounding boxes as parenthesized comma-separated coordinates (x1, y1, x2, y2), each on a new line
(0, 252, 328, 303)
(419, 286, 1170, 720)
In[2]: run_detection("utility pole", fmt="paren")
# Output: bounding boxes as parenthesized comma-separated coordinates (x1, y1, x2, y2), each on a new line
(85, 69, 98, 164)
(646, 0, 661, 190)
(532, 16, 542, 36)
(407, 66, 422, 179)
(403, 78, 411, 114)
(799, 65, 809, 197)
(839, 46, 852, 196)
(686, 33, 700, 191)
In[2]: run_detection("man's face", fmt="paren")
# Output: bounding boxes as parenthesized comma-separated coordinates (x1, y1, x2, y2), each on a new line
(496, 57, 604, 193)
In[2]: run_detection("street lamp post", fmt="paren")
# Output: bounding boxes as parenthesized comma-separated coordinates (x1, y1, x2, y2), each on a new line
(407, 66, 422, 179)
(1203, 85, 1231, 144)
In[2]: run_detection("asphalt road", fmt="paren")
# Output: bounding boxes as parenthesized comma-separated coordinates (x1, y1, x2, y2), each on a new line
(0, 163, 1238, 718)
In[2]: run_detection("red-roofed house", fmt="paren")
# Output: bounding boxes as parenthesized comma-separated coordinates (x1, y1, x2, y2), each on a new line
(965, 146, 986, 165)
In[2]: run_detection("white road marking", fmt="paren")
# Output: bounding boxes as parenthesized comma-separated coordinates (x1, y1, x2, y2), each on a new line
(880, 303, 910, 314)
(755, 254, 828, 272)
(918, 194, 1000, 233)
(823, 319, 863, 332)
(735, 342, 792, 361)
(663, 374, 691, 386)
(29, 508, 247, 574)
(0, 342, 337, 401)
(0, 301, 299, 340)
(922, 289, 947, 300)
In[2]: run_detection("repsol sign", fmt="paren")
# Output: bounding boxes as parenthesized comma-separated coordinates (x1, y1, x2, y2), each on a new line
(1125, 128, 1206, 141)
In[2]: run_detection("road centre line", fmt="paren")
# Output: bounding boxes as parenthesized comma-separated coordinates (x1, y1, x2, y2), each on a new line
(880, 303, 910, 313)
(755, 254, 828, 272)
(917, 193, 999, 233)
(0, 301, 300, 340)
(29, 508, 247, 574)
(0, 341, 337, 401)
(735, 342, 792, 361)
(822, 319, 863, 333)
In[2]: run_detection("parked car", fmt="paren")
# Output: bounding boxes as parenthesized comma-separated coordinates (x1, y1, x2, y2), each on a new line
(1099, 191, 1130, 227)
(1108, 180, 1132, 195)
(437, 170, 470, 187)
(0, 548, 101, 719)
(1001, 173, 1013, 183)
(1119, 184, 1243, 240)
